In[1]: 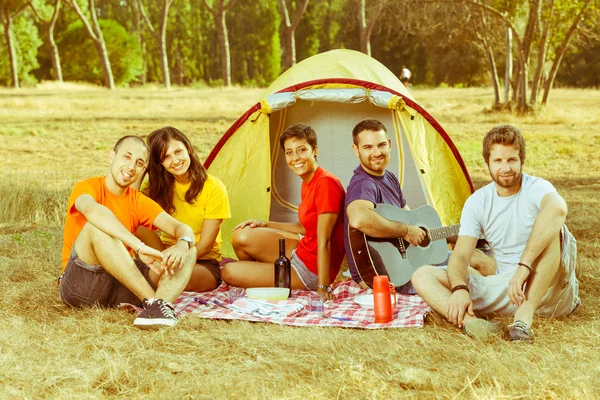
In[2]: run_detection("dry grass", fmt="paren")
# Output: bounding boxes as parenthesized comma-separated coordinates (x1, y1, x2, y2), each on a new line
(1, 85, 599, 398)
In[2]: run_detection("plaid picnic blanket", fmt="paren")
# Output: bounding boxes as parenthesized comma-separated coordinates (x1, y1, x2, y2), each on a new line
(171, 279, 430, 329)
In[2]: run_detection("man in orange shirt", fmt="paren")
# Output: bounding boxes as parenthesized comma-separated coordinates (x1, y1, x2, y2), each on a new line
(60, 135, 197, 328)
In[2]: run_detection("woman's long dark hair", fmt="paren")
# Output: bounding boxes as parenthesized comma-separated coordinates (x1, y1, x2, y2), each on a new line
(145, 126, 207, 214)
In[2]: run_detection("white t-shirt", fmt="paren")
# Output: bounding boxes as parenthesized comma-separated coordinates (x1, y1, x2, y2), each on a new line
(459, 173, 557, 275)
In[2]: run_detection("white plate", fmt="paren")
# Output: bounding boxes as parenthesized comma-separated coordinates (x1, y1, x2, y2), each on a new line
(354, 294, 396, 309)
(246, 287, 290, 301)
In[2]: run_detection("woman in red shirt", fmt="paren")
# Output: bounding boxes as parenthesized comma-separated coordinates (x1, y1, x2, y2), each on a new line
(221, 124, 345, 299)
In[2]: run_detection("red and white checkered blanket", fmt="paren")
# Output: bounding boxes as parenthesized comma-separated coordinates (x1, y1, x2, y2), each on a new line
(172, 279, 430, 329)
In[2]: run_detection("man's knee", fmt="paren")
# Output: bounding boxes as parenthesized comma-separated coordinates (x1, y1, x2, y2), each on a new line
(471, 249, 497, 276)
(411, 265, 445, 293)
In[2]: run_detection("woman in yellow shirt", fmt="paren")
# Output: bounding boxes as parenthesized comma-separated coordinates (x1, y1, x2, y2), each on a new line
(137, 126, 231, 292)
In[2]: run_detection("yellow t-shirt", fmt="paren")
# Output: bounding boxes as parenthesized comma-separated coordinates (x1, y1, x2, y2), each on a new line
(142, 174, 231, 261)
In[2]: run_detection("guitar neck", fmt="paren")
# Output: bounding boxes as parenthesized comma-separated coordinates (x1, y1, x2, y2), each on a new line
(428, 224, 460, 242)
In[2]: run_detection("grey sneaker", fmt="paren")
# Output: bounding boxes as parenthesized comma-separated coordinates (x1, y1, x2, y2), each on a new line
(463, 318, 502, 340)
(509, 320, 534, 342)
(134, 298, 178, 328)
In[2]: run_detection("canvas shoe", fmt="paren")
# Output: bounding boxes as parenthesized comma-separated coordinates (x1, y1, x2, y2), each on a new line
(134, 298, 178, 328)
(509, 320, 534, 343)
(463, 318, 502, 341)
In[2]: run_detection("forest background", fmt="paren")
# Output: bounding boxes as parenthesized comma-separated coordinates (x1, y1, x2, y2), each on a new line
(1, 0, 599, 104)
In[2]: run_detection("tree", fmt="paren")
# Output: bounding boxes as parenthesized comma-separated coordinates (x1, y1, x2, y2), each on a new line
(67, 0, 114, 89)
(228, 0, 280, 85)
(137, 0, 173, 88)
(540, 0, 593, 105)
(28, 0, 62, 82)
(474, 9, 501, 105)
(466, 0, 594, 110)
(58, 19, 142, 86)
(1, 0, 29, 87)
(202, 0, 236, 86)
(358, 0, 384, 56)
(279, 0, 309, 70)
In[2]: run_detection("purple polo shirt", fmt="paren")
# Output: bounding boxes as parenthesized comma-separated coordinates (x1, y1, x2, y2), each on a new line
(343, 165, 407, 283)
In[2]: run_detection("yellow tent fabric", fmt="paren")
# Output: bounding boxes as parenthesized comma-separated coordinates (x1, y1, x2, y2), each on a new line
(207, 111, 271, 257)
(263, 49, 415, 101)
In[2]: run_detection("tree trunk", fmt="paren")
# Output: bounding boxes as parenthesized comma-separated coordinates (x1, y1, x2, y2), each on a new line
(279, 0, 309, 70)
(517, 55, 528, 111)
(504, 25, 512, 104)
(218, 10, 231, 87)
(93, 38, 115, 89)
(542, 0, 592, 105)
(530, 0, 554, 104)
(2, 12, 19, 88)
(158, 0, 171, 89)
(358, 0, 369, 55)
(70, 0, 115, 89)
(478, 11, 499, 105)
(203, 0, 234, 87)
(89, 0, 114, 89)
(48, 0, 63, 82)
(132, 0, 147, 84)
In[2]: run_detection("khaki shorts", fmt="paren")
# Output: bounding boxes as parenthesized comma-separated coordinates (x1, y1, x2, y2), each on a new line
(469, 225, 580, 318)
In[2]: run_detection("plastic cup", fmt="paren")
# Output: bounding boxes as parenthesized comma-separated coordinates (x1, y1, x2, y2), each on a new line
(307, 293, 325, 315)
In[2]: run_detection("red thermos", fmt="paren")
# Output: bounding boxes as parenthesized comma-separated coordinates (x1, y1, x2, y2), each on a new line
(373, 275, 396, 323)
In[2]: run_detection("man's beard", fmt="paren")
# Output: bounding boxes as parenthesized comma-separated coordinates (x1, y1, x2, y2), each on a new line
(491, 170, 522, 189)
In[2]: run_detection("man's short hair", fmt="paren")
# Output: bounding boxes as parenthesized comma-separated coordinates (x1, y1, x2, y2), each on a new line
(113, 135, 148, 153)
(279, 124, 317, 150)
(352, 119, 387, 145)
(482, 124, 526, 164)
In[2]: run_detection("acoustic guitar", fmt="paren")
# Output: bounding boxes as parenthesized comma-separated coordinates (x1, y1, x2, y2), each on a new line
(348, 204, 461, 289)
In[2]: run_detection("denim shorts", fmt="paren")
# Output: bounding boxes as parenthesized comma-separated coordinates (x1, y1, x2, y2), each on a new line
(290, 250, 318, 291)
(60, 247, 156, 308)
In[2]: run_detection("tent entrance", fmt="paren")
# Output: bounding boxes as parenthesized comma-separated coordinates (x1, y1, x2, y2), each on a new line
(268, 98, 430, 223)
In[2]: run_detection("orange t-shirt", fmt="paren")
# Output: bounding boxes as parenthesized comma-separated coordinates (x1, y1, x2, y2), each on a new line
(61, 176, 164, 271)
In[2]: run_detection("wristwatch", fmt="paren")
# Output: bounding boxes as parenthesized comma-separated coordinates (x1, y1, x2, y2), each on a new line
(317, 284, 332, 293)
(177, 236, 194, 249)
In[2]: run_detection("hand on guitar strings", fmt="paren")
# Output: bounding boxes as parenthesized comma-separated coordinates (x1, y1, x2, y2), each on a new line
(404, 224, 426, 247)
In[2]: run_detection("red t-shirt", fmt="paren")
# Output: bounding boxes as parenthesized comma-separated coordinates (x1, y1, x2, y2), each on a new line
(61, 176, 164, 270)
(295, 167, 346, 282)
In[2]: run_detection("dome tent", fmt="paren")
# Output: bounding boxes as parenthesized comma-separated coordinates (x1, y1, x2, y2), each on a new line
(205, 49, 473, 259)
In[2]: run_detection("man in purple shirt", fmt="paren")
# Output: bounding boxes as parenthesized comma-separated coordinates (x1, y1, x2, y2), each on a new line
(343, 119, 426, 288)
(343, 119, 495, 291)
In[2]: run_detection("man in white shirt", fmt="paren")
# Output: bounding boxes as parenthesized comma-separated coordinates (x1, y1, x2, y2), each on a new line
(412, 124, 580, 342)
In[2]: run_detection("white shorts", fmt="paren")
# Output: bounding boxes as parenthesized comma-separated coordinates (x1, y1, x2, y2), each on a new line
(469, 225, 580, 317)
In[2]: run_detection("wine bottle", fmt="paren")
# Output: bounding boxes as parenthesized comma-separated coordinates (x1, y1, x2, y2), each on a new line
(274, 238, 291, 290)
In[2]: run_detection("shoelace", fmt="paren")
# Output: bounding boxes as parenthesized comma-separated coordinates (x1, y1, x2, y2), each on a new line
(509, 320, 532, 334)
(158, 300, 176, 319)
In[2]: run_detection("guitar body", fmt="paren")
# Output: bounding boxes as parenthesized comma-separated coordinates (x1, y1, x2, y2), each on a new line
(349, 204, 452, 289)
